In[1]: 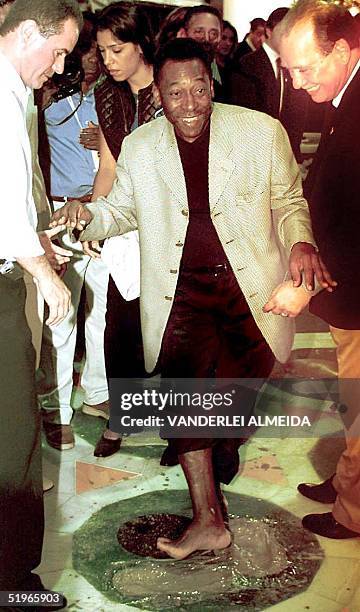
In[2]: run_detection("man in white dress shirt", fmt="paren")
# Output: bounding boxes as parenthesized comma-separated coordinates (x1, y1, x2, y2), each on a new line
(0, 0, 81, 598)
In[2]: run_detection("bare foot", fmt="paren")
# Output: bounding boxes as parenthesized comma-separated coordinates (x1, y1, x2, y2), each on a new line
(157, 519, 231, 560)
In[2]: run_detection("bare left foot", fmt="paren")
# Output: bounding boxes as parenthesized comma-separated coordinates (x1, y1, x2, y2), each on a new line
(157, 519, 231, 560)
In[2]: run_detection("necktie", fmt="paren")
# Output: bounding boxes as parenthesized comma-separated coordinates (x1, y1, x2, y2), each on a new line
(276, 57, 284, 116)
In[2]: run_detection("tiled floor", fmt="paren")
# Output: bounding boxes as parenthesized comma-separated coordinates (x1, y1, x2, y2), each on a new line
(38, 312, 360, 611)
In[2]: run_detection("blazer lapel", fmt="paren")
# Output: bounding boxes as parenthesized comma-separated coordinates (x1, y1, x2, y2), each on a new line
(209, 106, 235, 212)
(154, 120, 188, 210)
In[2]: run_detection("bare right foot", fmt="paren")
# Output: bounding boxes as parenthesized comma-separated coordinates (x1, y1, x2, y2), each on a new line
(157, 519, 231, 560)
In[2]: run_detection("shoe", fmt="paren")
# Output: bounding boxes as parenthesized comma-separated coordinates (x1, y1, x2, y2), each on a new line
(82, 399, 109, 420)
(297, 474, 337, 503)
(302, 512, 360, 539)
(94, 433, 122, 457)
(15, 575, 66, 611)
(43, 476, 54, 492)
(43, 422, 75, 451)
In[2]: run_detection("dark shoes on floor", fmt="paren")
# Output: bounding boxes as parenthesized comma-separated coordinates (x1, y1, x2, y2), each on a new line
(42, 421, 75, 451)
(297, 474, 337, 504)
(302, 512, 360, 539)
(94, 433, 122, 457)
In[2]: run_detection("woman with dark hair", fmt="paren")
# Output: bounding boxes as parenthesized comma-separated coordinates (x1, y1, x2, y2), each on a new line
(87, 1, 161, 457)
(215, 20, 238, 102)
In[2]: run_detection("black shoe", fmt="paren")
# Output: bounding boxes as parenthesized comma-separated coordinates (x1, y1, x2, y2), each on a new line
(14, 593, 67, 612)
(94, 433, 122, 457)
(302, 512, 360, 539)
(297, 474, 337, 503)
(14, 576, 66, 611)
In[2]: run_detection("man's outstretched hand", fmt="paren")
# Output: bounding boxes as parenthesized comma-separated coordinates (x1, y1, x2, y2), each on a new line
(290, 242, 337, 292)
(50, 201, 93, 231)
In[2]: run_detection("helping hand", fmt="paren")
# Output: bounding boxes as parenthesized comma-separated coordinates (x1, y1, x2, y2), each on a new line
(38, 225, 72, 271)
(263, 280, 311, 318)
(289, 242, 337, 292)
(50, 201, 93, 231)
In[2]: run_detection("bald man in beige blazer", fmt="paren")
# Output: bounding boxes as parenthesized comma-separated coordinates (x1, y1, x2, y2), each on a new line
(51, 39, 334, 560)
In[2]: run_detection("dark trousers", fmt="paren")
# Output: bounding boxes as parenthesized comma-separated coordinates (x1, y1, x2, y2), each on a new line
(104, 276, 146, 379)
(0, 275, 44, 589)
(160, 265, 274, 483)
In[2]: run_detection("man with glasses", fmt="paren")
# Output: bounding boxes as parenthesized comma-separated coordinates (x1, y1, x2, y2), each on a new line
(280, 0, 360, 540)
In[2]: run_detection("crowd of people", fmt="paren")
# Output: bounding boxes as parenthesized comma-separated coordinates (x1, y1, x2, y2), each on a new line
(1, 0, 360, 606)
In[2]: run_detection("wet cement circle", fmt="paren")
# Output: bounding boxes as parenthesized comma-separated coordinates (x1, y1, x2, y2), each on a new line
(73, 490, 324, 611)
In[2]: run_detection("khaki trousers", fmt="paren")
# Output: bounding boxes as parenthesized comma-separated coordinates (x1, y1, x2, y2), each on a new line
(330, 326, 360, 533)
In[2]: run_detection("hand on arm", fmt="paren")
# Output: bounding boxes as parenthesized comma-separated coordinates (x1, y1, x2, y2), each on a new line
(50, 201, 93, 231)
(82, 240, 102, 259)
(38, 225, 72, 270)
(290, 242, 337, 292)
(263, 280, 311, 318)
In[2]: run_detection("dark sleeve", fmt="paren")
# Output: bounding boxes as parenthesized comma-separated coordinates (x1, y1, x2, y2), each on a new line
(229, 69, 260, 111)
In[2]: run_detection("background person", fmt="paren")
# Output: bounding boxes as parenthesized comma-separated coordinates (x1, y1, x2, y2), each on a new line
(37, 15, 110, 452)
(89, 2, 161, 457)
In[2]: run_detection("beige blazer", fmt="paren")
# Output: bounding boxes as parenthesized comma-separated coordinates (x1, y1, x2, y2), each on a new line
(83, 103, 315, 372)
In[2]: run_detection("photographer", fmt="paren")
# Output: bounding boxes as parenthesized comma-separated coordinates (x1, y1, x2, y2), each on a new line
(38, 14, 110, 451)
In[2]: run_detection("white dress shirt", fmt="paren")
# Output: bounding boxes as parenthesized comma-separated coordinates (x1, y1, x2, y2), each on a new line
(332, 57, 360, 108)
(0, 51, 44, 260)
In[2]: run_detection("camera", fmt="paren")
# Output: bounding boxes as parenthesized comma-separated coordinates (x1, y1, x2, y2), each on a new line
(51, 57, 84, 102)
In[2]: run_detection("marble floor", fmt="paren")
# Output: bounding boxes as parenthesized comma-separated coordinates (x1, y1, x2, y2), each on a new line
(38, 310, 360, 612)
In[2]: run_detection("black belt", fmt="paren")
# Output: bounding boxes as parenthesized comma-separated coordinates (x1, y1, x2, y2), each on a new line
(181, 263, 229, 275)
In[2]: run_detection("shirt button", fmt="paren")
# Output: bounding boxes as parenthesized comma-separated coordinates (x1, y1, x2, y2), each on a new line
(181, 209, 188, 216)
(165, 296, 173, 301)
(170, 269, 178, 274)
(176, 241, 184, 247)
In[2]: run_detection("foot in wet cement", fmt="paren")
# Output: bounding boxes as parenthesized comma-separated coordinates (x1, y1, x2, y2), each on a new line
(157, 517, 231, 560)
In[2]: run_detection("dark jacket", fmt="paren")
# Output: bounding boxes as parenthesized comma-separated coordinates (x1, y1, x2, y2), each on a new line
(94, 76, 160, 161)
(229, 46, 307, 160)
(232, 39, 253, 65)
(307, 68, 360, 329)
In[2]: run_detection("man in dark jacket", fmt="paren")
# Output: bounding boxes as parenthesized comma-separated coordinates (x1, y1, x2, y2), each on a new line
(280, 0, 360, 540)
(230, 7, 307, 161)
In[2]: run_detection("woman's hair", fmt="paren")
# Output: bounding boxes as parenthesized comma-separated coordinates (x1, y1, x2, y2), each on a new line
(221, 20, 238, 55)
(96, 1, 155, 65)
(156, 6, 187, 48)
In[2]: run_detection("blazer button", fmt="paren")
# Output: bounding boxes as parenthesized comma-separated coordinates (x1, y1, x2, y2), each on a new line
(165, 296, 173, 301)
(181, 209, 188, 216)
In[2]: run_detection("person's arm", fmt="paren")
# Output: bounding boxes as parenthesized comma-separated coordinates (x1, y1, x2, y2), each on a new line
(17, 254, 70, 326)
(0, 94, 70, 326)
(51, 134, 138, 240)
(91, 126, 117, 200)
(270, 120, 336, 292)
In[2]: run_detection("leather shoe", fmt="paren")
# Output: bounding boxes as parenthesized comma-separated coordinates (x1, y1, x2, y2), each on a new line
(82, 400, 109, 420)
(94, 433, 122, 457)
(43, 421, 75, 450)
(297, 474, 337, 503)
(302, 512, 360, 539)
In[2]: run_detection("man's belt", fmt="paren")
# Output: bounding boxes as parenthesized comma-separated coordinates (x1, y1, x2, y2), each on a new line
(51, 193, 92, 204)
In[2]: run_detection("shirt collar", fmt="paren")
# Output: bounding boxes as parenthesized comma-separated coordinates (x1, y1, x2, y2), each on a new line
(262, 41, 279, 76)
(0, 50, 31, 110)
(245, 35, 256, 52)
(332, 58, 360, 108)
